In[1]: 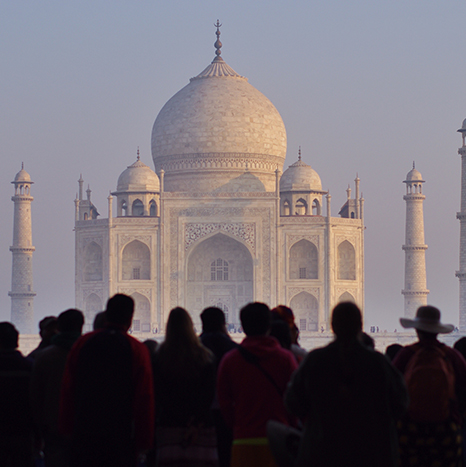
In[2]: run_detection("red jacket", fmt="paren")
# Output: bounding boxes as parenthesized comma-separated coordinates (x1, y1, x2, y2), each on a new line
(217, 335, 298, 439)
(59, 326, 154, 450)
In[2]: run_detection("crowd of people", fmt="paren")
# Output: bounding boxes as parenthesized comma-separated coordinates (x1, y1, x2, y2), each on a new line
(1, 295, 466, 467)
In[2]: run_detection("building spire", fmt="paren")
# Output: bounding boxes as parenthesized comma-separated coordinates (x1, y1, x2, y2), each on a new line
(402, 165, 429, 317)
(298, 146, 301, 161)
(137, 146, 140, 161)
(214, 19, 222, 57)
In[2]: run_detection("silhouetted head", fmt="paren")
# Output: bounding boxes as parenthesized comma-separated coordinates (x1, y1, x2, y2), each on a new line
(105, 294, 134, 329)
(270, 319, 292, 349)
(93, 311, 107, 331)
(385, 343, 403, 362)
(0, 322, 19, 350)
(57, 309, 84, 334)
(39, 316, 58, 341)
(331, 302, 362, 340)
(200, 307, 226, 333)
(143, 339, 158, 357)
(240, 302, 271, 337)
(165, 307, 197, 346)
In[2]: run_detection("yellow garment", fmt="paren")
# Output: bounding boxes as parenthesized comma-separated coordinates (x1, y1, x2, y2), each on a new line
(230, 443, 278, 467)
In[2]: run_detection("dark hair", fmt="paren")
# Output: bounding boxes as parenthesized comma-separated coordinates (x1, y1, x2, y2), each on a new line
(105, 294, 134, 325)
(158, 307, 211, 374)
(39, 316, 58, 332)
(240, 302, 271, 336)
(0, 322, 19, 349)
(57, 309, 84, 333)
(200, 307, 226, 333)
(385, 343, 403, 362)
(331, 302, 362, 339)
(269, 319, 292, 349)
(93, 311, 107, 330)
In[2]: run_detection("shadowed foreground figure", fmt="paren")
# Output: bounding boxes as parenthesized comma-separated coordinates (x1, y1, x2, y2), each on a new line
(393, 306, 466, 467)
(217, 302, 298, 467)
(59, 294, 154, 467)
(285, 302, 408, 467)
(200, 306, 239, 467)
(0, 322, 34, 467)
(31, 308, 84, 467)
(152, 307, 217, 467)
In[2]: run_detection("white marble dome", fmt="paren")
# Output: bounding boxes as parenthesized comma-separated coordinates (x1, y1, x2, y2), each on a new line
(116, 158, 160, 192)
(280, 158, 322, 192)
(405, 167, 423, 182)
(14, 165, 31, 183)
(151, 53, 287, 192)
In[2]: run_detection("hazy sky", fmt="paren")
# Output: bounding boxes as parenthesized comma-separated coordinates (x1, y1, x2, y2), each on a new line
(1, 1, 465, 332)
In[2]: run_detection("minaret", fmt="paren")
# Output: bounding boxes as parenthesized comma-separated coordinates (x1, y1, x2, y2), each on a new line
(9, 164, 36, 333)
(456, 120, 466, 330)
(402, 163, 429, 317)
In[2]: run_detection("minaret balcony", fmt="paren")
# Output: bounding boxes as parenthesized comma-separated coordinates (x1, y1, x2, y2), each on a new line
(402, 244, 427, 251)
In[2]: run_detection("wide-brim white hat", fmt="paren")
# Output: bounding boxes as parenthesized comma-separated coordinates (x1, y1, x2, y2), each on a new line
(400, 306, 454, 334)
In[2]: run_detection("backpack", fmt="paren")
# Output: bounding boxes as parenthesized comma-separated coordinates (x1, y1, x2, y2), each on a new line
(404, 345, 456, 423)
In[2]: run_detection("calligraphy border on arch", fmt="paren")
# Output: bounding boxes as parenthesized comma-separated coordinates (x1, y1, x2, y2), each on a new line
(184, 223, 256, 253)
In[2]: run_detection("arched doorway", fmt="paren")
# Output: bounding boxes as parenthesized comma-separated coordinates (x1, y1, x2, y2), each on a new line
(290, 291, 319, 332)
(187, 233, 253, 328)
(131, 292, 151, 333)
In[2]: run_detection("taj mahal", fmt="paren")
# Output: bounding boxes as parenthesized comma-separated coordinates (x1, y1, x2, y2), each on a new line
(70, 25, 365, 334)
(11, 24, 466, 350)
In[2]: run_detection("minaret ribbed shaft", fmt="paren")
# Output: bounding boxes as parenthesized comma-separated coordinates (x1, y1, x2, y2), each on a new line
(456, 120, 466, 330)
(402, 165, 429, 318)
(9, 165, 36, 333)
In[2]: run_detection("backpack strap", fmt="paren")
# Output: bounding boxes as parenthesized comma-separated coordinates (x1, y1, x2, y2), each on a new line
(237, 346, 283, 397)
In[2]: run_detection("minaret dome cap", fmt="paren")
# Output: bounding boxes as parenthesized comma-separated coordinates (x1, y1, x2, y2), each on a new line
(405, 167, 424, 183)
(13, 165, 32, 183)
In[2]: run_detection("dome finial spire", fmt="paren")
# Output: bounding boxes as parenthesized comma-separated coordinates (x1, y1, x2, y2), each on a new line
(298, 146, 301, 161)
(413, 161, 415, 169)
(214, 19, 222, 57)
(137, 146, 140, 161)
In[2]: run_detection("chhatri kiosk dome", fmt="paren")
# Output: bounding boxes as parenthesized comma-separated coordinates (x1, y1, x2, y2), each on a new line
(74, 24, 364, 335)
(151, 26, 286, 193)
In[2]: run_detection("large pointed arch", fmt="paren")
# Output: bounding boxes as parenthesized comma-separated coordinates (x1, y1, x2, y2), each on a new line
(186, 232, 253, 326)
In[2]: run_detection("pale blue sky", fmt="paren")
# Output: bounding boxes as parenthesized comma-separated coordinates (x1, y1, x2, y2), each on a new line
(1, 1, 465, 331)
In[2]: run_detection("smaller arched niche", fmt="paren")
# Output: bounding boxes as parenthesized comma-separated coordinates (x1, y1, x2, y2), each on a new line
(149, 200, 157, 217)
(290, 291, 318, 332)
(132, 199, 144, 216)
(283, 200, 291, 216)
(289, 239, 318, 280)
(84, 293, 102, 332)
(338, 291, 355, 303)
(338, 240, 356, 280)
(83, 242, 103, 281)
(131, 292, 151, 332)
(312, 199, 321, 215)
(121, 200, 128, 216)
(295, 198, 307, 215)
(122, 240, 150, 280)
